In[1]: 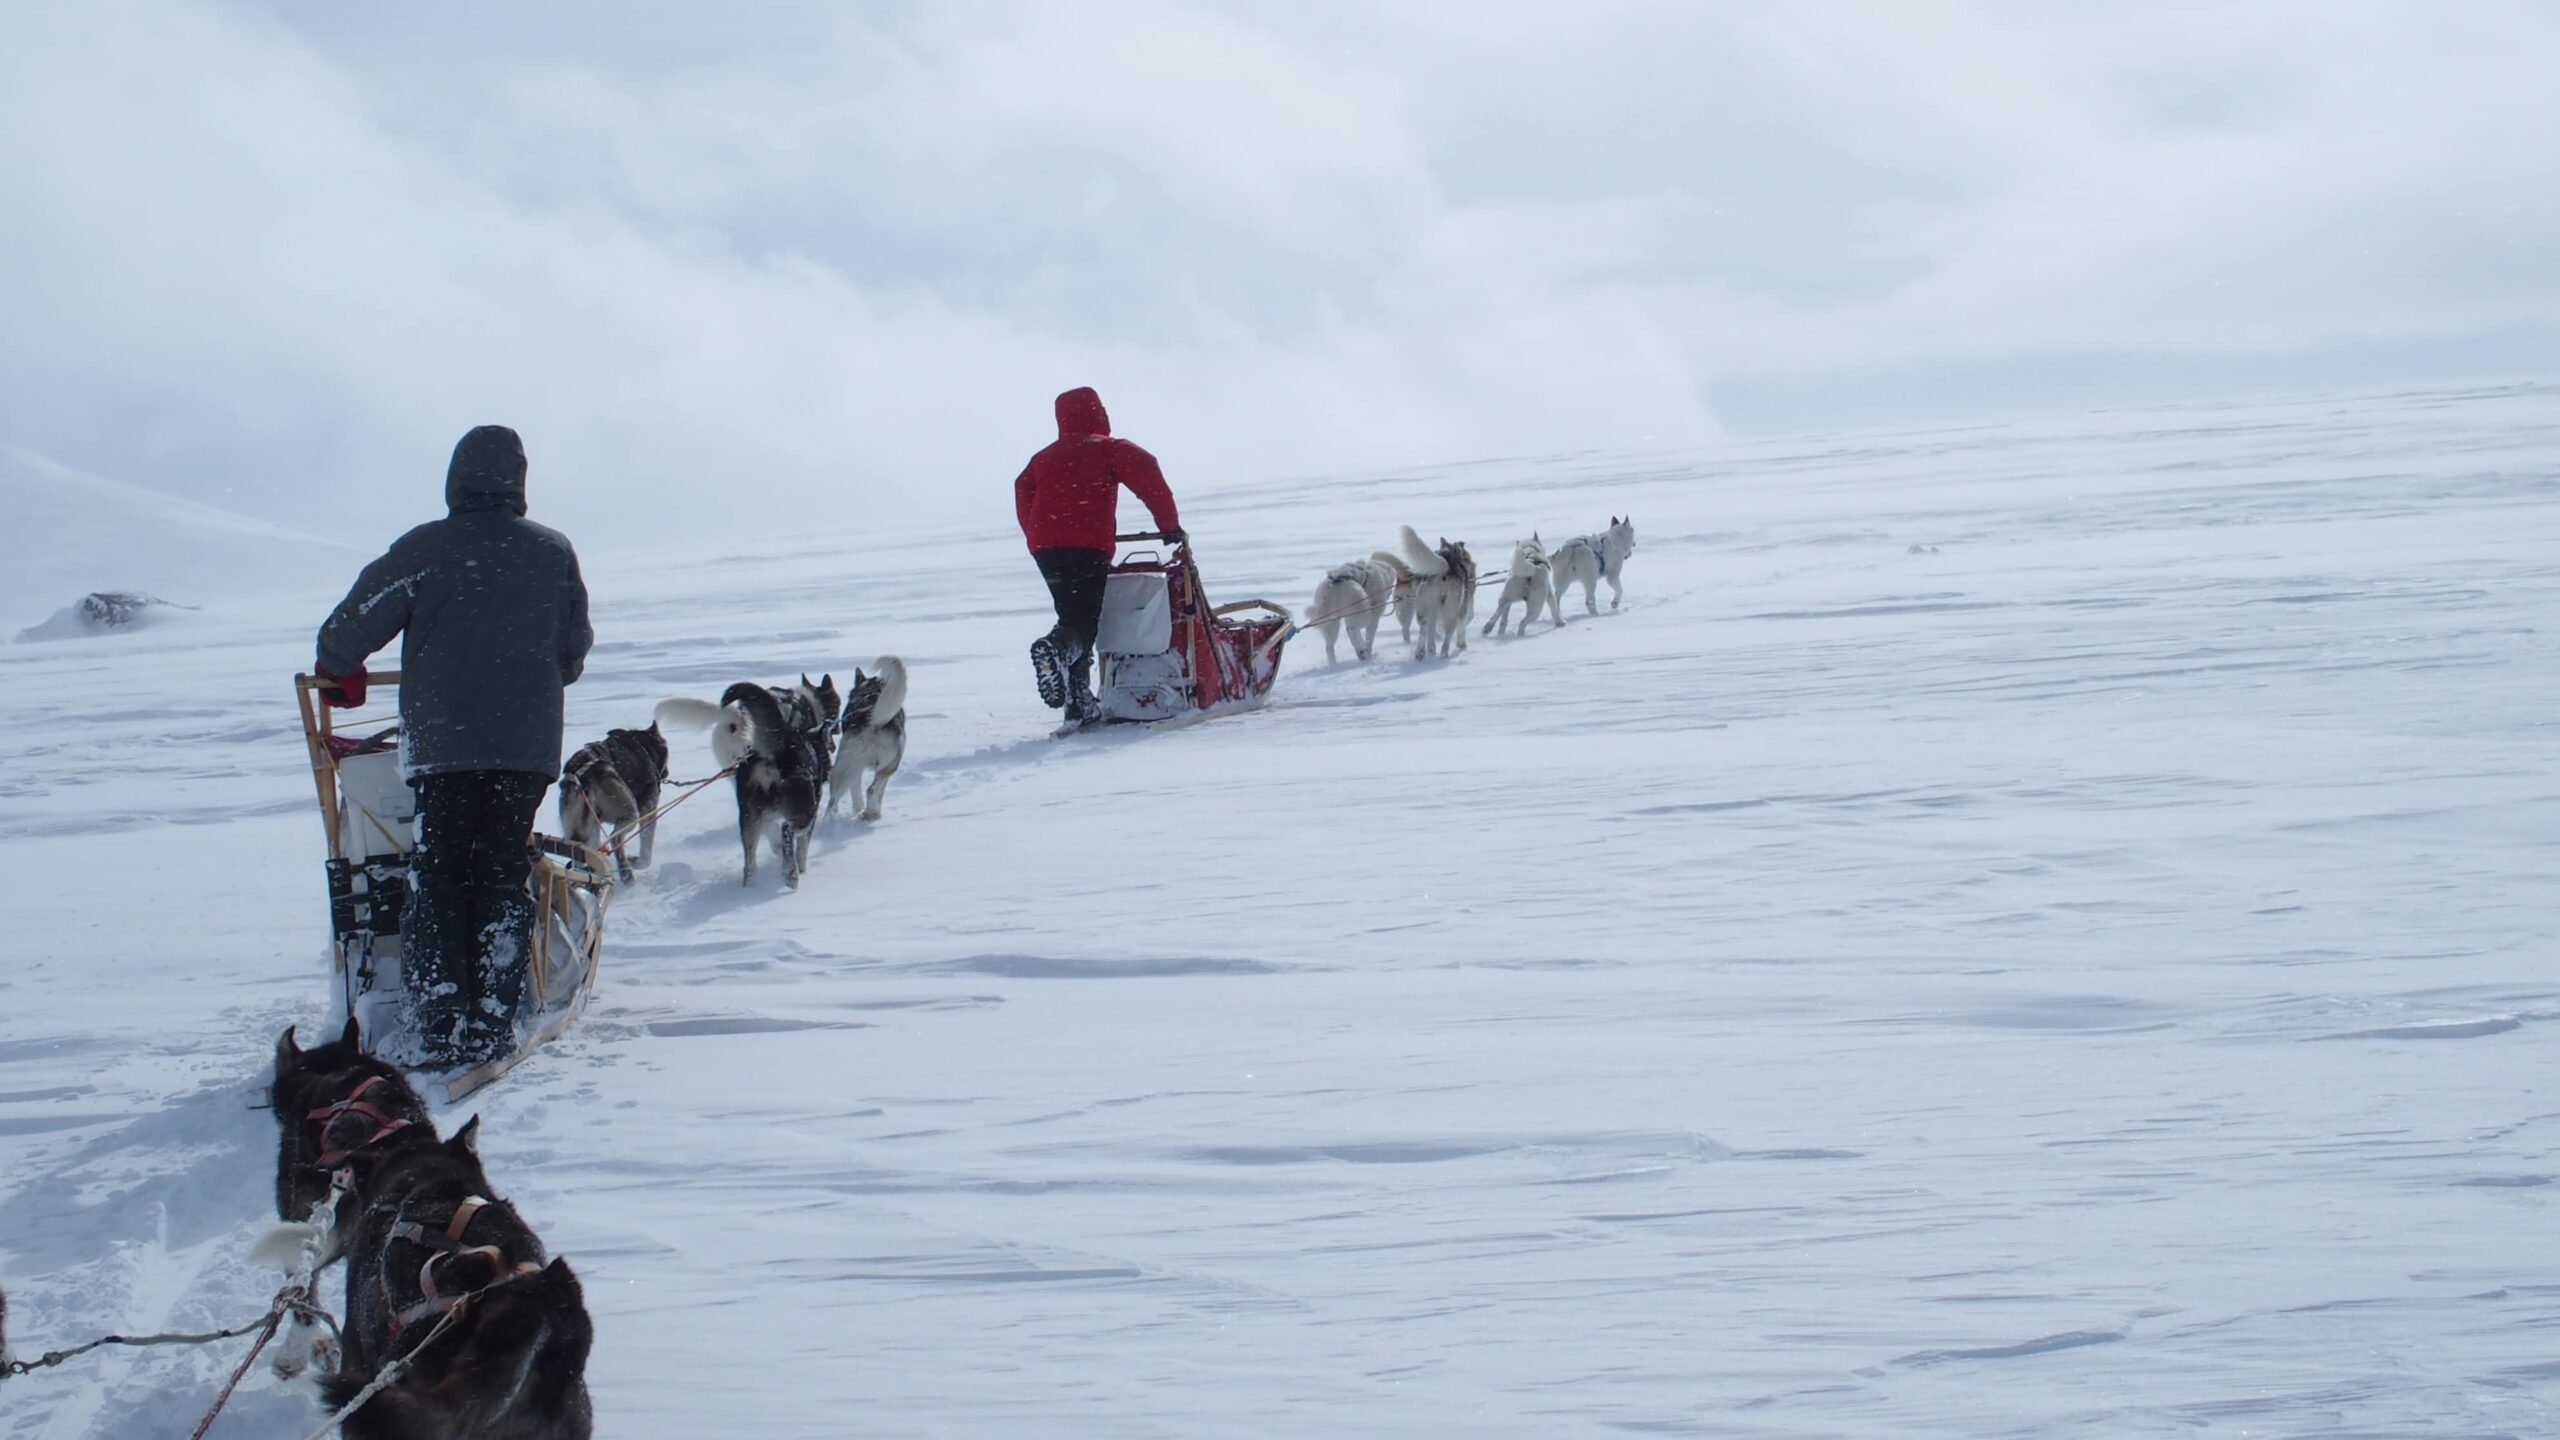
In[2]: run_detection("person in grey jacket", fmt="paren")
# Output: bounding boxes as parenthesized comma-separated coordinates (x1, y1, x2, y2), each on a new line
(315, 424, 593, 1066)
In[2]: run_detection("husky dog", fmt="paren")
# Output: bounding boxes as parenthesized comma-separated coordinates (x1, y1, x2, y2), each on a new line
(828, 657, 908, 822)
(320, 1117, 594, 1440)
(557, 724, 669, 882)
(773, 673, 840, 771)
(269, 1019, 436, 1250)
(1, 1282, 15, 1373)
(656, 683, 826, 886)
(1376, 526, 1476, 660)
(263, 1019, 438, 1378)
(727, 684, 824, 887)
(1483, 534, 1566, 637)
(1552, 516, 1636, 614)
(1307, 558, 1407, 663)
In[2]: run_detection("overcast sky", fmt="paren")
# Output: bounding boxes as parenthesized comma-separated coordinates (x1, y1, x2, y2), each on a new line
(4, 1, 2556, 545)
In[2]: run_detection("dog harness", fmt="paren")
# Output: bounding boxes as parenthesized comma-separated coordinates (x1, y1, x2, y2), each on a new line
(307, 1074, 415, 1169)
(387, 1195, 543, 1339)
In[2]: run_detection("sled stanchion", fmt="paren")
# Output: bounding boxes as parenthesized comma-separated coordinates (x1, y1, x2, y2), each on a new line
(294, 679, 338, 858)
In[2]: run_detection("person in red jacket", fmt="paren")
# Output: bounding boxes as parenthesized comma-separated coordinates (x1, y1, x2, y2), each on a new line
(1014, 386, 1182, 723)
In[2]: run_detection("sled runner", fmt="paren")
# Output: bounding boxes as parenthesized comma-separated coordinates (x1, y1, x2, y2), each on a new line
(1075, 533, 1291, 731)
(293, 671, 610, 1101)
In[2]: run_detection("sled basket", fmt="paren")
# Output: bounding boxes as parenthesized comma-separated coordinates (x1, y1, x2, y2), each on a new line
(294, 671, 611, 1100)
(1095, 535, 1290, 722)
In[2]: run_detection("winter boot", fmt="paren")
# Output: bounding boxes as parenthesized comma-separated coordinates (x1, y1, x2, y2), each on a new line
(401, 880, 470, 1066)
(464, 884, 537, 1063)
(1029, 630, 1070, 709)
(1065, 667, 1103, 727)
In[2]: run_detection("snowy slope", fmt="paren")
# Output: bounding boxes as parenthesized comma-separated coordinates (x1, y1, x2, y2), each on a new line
(0, 448, 356, 635)
(2, 381, 2557, 1437)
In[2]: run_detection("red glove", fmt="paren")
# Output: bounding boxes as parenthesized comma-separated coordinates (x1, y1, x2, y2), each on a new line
(317, 665, 367, 709)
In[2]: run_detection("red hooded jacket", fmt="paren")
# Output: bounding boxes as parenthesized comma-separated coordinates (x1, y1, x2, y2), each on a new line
(1014, 387, 1181, 554)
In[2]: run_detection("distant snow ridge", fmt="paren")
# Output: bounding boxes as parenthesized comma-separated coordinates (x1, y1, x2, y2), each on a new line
(0, 445, 356, 628)
(13, 591, 197, 642)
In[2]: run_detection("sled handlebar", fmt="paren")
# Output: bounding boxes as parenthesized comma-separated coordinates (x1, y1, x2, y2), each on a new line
(1116, 531, 1181, 544)
(295, 669, 402, 691)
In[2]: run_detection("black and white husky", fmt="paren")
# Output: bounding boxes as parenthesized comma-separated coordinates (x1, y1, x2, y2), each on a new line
(1306, 558, 1407, 663)
(1483, 534, 1566, 637)
(1376, 525, 1476, 660)
(320, 1117, 595, 1440)
(828, 657, 907, 822)
(1551, 516, 1636, 614)
(558, 724, 669, 881)
(656, 684, 826, 888)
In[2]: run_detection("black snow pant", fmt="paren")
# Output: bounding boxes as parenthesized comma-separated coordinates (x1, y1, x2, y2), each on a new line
(407, 770, 547, 1062)
(1034, 548, 1112, 695)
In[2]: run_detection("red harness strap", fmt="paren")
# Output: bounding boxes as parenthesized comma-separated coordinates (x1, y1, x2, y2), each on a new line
(307, 1074, 415, 1168)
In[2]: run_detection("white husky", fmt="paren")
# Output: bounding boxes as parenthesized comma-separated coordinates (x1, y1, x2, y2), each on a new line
(1551, 516, 1636, 614)
(1306, 558, 1407, 663)
(1482, 534, 1565, 636)
(828, 656, 908, 822)
(1374, 525, 1477, 660)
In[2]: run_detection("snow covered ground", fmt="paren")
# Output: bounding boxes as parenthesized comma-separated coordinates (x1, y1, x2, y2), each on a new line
(3, 380, 2557, 1437)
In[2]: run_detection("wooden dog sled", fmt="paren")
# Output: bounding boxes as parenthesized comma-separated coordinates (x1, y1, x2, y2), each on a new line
(294, 671, 610, 1101)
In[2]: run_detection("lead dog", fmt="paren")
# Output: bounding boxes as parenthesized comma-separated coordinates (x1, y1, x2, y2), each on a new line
(320, 1117, 595, 1440)
(557, 724, 670, 882)
(1377, 526, 1476, 660)
(1307, 558, 1407, 663)
(1551, 516, 1636, 614)
(828, 657, 908, 822)
(658, 685, 825, 888)
(1483, 534, 1566, 637)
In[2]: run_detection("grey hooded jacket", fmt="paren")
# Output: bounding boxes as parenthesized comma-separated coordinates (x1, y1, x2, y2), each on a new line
(316, 426, 593, 779)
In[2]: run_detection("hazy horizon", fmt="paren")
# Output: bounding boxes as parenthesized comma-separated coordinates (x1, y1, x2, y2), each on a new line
(6, 2, 2556, 547)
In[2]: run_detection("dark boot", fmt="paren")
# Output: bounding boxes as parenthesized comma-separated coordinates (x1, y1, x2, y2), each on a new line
(465, 883, 538, 1063)
(1029, 629, 1070, 709)
(401, 879, 470, 1066)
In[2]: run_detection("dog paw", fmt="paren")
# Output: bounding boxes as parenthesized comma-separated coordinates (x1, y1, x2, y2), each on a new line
(859, 808, 881, 822)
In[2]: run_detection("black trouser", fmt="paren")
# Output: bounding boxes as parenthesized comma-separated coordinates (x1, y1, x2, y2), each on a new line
(1034, 548, 1111, 692)
(407, 770, 547, 1056)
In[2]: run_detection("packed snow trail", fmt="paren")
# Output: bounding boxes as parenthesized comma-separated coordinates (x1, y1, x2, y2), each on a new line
(3, 381, 2557, 1437)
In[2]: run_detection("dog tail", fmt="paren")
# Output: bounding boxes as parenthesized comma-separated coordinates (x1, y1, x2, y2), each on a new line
(868, 656, 909, 723)
(719, 682, 792, 759)
(653, 697, 727, 731)
(251, 1222, 320, 1271)
(1396, 525, 1448, 579)
(658, 695, 754, 768)
(1368, 551, 1413, 584)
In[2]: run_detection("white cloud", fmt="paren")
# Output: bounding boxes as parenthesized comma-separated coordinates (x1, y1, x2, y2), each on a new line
(2, 0, 2554, 546)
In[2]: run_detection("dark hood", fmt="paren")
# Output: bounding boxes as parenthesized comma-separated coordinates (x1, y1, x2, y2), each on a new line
(445, 424, 529, 516)
(1054, 387, 1110, 439)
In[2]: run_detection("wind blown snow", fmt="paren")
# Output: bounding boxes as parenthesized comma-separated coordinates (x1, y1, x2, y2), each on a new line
(1, 381, 2555, 1436)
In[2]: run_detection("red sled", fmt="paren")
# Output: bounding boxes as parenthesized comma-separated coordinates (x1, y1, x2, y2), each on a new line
(1093, 532, 1291, 723)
